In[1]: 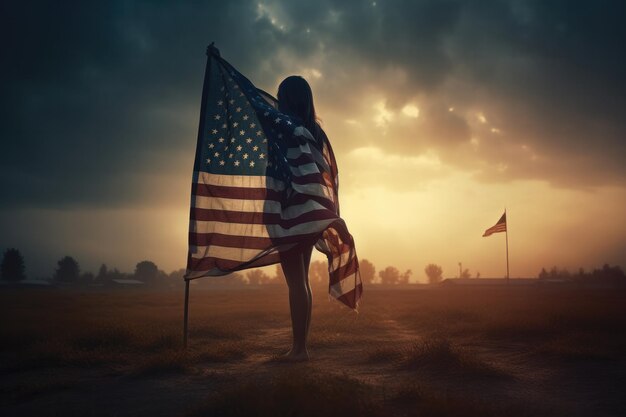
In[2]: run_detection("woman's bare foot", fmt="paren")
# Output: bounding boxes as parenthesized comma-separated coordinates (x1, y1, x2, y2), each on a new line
(278, 348, 310, 362)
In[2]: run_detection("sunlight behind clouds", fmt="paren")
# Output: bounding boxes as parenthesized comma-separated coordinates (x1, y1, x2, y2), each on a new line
(402, 104, 420, 118)
(373, 100, 394, 128)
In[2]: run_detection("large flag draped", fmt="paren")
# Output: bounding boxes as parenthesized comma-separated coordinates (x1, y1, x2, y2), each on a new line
(184, 45, 362, 310)
(483, 212, 507, 237)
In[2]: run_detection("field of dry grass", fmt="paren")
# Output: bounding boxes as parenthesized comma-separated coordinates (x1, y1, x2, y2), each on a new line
(1, 285, 625, 416)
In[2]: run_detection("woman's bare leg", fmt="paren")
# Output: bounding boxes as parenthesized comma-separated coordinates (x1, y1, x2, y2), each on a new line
(302, 245, 313, 341)
(280, 246, 313, 360)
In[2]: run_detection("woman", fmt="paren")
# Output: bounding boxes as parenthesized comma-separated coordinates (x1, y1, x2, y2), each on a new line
(277, 76, 329, 362)
(185, 46, 362, 356)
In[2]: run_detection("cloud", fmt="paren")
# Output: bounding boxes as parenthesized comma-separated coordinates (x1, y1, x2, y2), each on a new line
(1, 0, 625, 212)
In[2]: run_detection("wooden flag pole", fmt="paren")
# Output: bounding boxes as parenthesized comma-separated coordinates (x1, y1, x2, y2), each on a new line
(183, 279, 190, 349)
(505, 208, 510, 284)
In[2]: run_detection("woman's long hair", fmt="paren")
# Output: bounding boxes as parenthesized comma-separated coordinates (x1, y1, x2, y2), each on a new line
(277, 76, 321, 138)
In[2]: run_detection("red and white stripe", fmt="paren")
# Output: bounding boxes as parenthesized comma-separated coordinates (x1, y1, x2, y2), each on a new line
(185, 128, 362, 310)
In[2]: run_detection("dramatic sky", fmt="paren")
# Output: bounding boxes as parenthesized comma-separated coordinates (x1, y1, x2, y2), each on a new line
(2, 0, 625, 280)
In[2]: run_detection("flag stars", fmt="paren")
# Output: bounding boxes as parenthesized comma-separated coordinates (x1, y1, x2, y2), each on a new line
(275, 117, 281, 124)
(250, 123, 256, 128)
(206, 158, 211, 164)
(243, 153, 249, 159)
(256, 130, 262, 136)
(286, 120, 292, 125)
(214, 152, 220, 157)
(208, 143, 215, 149)
(239, 130, 245, 136)
(233, 122, 239, 127)
(243, 115, 249, 121)
(234, 160, 240, 166)
(214, 115, 221, 120)
(217, 100, 223, 106)
(230, 138, 236, 143)
(249, 161, 255, 167)
(236, 107, 242, 112)
(259, 153, 265, 159)
(229, 99, 235, 104)
(236, 145, 243, 151)
(246, 138, 253, 143)
(219, 160, 225, 166)
(253, 145, 259, 151)
(229, 153, 234, 158)
(262, 138, 268, 143)
(211, 129, 218, 134)
(218, 137, 225, 143)
(222, 123, 227, 129)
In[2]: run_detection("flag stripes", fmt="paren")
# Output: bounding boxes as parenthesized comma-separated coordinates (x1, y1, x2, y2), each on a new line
(482, 212, 507, 237)
(184, 47, 362, 309)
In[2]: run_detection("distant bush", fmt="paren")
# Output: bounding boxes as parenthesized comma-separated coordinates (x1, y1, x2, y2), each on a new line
(53, 256, 80, 283)
(538, 263, 625, 285)
(425, 263, 443, 284)
(1, 248, 26, 282)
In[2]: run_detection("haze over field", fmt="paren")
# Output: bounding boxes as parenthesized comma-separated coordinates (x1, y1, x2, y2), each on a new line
(1, 1, 625, 279)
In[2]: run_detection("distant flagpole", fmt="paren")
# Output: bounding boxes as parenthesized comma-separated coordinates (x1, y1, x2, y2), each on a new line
(505, 208, 509, 284)
(482, 208, 509, 282)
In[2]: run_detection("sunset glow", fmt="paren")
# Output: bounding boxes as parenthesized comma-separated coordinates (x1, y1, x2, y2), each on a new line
(1, 1, 624, 282)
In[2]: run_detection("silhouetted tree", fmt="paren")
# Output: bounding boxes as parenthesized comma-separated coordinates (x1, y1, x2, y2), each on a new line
(309, 260, 327, 287)
(274, 264, 286, 283)
(592, 264, 625, 284)
(1, 248, 26, 282)
(54, 256, 80, 283)
(460, 268, 471, 279)
(164, 268, 186, 289)
(246, 269, 270, 285)
(425, 263, 443, 284)
(134, 260, 159, 284)
(398, 269, 412, 284)
(379, 266, 400, 285)
(168, 268, 186, 281)
(549, 266, 559, 278)
(80, 272, 94, 283)
(108, 267, 128, 281)
(359, 259, 376, 284)
(96, 264, 108, 283)
(223, 272, 246, 287)
(537, 264, 624, 285)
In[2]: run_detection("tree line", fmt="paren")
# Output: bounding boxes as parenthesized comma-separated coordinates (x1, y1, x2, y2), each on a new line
(1, 247, 449, 287)
(538, 264, 625, 285)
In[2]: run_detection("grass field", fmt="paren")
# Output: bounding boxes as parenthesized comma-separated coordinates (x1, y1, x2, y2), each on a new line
(1, 285, 625, 416)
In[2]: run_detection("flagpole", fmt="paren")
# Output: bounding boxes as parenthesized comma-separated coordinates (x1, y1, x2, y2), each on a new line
(182, 44, 216, 350)
(505, 208, 510, 284)
(183, 279, 190, 349)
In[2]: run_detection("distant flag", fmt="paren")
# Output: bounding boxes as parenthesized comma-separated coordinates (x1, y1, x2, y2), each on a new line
(483, 212, 507, 237)
(183, 44, 362, 310)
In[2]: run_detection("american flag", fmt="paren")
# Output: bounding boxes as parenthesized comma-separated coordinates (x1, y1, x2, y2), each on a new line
(483, 212, 507, 237)
(184, 45, 362, 310)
